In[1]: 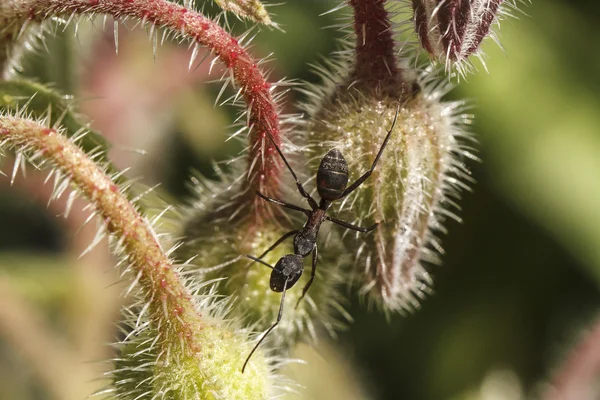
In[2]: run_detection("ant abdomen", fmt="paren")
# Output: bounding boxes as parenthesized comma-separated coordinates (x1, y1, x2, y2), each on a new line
(270, 254, 303, 292)
(317, 148, 349, 200)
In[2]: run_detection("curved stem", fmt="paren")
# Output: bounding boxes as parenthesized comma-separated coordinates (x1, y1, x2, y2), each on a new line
(0, 116, 200, 354)
(1, 0, 283, 218)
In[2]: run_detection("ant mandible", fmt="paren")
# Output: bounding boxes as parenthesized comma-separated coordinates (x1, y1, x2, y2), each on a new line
(241, 105, 400, 373)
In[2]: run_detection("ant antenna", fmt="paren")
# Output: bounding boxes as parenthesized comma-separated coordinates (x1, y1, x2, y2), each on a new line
(244, 254, 274, 270)
(244, 229, 300, 269)
(242, 278, 289, 373)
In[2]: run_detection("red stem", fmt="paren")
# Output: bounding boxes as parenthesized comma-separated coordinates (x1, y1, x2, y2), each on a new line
(13, 0, 282, 218)
(348, 0, 400, 94)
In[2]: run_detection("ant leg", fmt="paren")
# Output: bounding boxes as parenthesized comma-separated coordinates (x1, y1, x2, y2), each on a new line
(199, 252, 279, 275)
(340, 104, 400, 198)
(325, 215, 378, 233)
(256, 191, 311, 215)
(195, 254, 244, 275)
(243, 255, 274, 270)
(253, 121, 318, 209)
(295, 245, 317, 309)
(250, 230, 300, 264)
(242, 279, 289, 373)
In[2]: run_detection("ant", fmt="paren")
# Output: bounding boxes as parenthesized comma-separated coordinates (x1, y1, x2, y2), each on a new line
(240, 105, 400, 373)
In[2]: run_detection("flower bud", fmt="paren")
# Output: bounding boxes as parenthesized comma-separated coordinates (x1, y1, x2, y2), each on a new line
(303, 72, 472, 312)
(112, 323, 272, 399)
(412, 0, 504, 68)
(178, 171, 348, 351)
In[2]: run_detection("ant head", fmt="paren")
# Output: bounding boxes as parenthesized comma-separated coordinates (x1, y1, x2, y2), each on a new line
(317, 148, 349, 201)
(270, 254, 303, 292)
(293, 231, 315, 257)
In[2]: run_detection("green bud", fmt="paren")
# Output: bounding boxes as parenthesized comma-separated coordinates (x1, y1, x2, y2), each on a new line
(112, 323, 272, 399)
(178, 172, 349, 355)
(304, 73, 472, 313)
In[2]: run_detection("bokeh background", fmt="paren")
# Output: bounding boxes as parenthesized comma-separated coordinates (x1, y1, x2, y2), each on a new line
(1, 0, 600, 399)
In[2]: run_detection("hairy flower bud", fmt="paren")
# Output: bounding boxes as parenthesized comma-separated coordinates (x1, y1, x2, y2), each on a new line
(303, 68, 473, 312)
(111, 309, 273, 399)
(412, 0, 506, 70)
(178, 170, 348, 352)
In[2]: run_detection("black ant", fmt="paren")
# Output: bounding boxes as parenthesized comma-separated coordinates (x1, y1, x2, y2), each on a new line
(240, 105, 400, 373)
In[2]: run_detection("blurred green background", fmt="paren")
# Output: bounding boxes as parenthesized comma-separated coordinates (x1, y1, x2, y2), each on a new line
(1, 0, 600, 399)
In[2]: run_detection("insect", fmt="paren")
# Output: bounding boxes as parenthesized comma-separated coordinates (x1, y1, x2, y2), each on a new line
(240, 105, 400, 373)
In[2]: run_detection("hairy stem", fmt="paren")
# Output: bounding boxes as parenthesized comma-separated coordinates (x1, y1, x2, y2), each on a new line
(0, 116, 201, 355)
(0, 0, 283, 218)
(348, 0, 400, 94)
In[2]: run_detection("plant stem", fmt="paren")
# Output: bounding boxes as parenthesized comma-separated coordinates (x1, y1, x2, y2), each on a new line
(0, 116, 200, 354)
(1, 0, 283, 218)
(348, 0, 401, 95)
